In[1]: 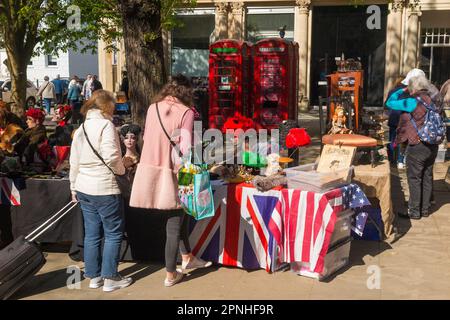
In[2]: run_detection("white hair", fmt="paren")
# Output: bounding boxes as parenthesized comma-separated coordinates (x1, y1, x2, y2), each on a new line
(408, 75, 431, 93)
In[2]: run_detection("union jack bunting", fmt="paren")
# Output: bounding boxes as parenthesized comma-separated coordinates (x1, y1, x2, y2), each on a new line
(188, 182, 369, 274)
(0, 178, 21, 206)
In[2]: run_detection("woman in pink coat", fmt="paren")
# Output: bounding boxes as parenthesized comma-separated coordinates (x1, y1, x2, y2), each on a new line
(130, 74, 211, 287)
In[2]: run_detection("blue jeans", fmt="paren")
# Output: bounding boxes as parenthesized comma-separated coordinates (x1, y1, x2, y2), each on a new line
(43, 98, 52, 114)
(76, 192, 124, 279)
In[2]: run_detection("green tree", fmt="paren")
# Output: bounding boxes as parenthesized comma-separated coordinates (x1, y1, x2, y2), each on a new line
(0, 1, 112, 116)
(1, 0, 196, 126)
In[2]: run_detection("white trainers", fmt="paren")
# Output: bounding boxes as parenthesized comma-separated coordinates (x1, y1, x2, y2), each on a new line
(103, 275, 133, 292)
(397, 162, 405, 169)
(181, 256, 213, 270)
(89, 276, 104, 289)
(164, 271, 184, 287)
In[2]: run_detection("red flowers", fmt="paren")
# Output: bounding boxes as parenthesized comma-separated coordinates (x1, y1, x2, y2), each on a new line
(222, 112, 255, 133)
(285, 128, 311, 149)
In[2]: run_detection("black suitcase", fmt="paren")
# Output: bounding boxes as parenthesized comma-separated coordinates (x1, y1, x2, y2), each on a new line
(0, 201, 78, 300)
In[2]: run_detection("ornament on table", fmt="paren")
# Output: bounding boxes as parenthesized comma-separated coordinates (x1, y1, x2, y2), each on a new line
(262, 153, 282, 176)
(328, 103, 352, 135)
(252, 174, 287, 192)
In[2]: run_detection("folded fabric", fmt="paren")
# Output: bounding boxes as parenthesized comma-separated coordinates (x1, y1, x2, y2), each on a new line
(252, 174, 287, 192)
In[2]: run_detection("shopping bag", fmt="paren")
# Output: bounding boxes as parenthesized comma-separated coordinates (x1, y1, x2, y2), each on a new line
(178, 162, 214, 220)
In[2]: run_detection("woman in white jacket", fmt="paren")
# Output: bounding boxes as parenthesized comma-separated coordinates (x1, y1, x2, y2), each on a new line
(70, 90, 132, 292)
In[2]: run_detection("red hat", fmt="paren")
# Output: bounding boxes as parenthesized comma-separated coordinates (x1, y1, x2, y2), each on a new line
(285, 128, 311, 149)
(26, 108, 45, 123)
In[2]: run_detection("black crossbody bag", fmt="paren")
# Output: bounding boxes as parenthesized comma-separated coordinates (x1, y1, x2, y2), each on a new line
(82, 122, 131, 198)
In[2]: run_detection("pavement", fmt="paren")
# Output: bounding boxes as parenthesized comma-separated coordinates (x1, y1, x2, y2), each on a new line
(11, 112, 450, 300)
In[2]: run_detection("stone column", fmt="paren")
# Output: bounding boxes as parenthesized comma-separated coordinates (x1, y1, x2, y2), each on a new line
(403, 0, 421, 73)
(384, 0, 405, 100)
(98, 39, 114, 92)
(229, 2, 245, 40)
(294, 0, 311, 112)
(215, 2, 229, 40)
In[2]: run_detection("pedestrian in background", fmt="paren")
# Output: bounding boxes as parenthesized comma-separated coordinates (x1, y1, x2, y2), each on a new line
(91, 75, 103, 93)
(390, 75, 444, 219)
(82, 74, 93, 100)
(384, 74, 407, 168)
(68, 75, 82, 124)
(37, 75, 56, 115)
(52, 74, 64, 104)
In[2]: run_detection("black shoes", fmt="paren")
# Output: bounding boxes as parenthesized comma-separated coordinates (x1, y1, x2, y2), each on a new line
(397, 211, 421, 220)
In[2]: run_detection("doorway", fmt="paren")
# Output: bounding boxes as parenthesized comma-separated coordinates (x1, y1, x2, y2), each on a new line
(310, 5, 387, 106)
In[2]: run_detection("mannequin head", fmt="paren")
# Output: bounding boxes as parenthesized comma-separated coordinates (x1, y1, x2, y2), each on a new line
(120, 124, 141, 154)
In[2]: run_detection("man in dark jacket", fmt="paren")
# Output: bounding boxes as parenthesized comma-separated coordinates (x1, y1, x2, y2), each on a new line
(90, 75, 103, 93)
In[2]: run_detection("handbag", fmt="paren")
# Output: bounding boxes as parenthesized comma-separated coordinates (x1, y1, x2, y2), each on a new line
(81, 122, 131, 198)
(156, 103, 214, 220)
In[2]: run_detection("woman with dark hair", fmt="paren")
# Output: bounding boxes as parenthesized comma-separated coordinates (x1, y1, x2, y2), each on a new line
(130, 74, 211, 287)
(70, 89, 132, 292)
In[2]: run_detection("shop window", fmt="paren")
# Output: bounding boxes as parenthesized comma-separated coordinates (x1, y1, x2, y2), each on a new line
(246, 12, 294, 42)
(171, 14, 215, 77)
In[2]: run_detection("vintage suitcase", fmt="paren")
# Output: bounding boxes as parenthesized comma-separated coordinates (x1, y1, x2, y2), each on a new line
(0, 201, 78, 300)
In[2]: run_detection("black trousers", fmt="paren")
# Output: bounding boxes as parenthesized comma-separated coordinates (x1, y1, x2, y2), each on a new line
(165, 210, 191, 272)
(406, 142, 438, 217)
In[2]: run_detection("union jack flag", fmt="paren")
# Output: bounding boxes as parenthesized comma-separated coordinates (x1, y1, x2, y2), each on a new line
(0, 178, 21, 206)
(275, 184, 370, 274)
(189, 183, 281, 272)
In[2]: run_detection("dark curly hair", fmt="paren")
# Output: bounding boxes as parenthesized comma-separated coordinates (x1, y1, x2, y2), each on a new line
(120, 124, 142, 138)
(153, 74, 194, 107)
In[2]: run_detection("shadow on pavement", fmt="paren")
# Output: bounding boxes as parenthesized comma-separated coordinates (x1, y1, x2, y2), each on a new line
(119, 263, 163, 282)
(12, 268, 71, 300)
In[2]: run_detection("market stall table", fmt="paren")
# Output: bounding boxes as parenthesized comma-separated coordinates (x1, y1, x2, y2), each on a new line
(6, 178, 79, 243)
(189, 181, 370, 275)
(353, 158, 393, 237)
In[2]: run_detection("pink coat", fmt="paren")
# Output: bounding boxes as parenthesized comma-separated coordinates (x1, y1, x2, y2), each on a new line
(129, 96, 194, 210)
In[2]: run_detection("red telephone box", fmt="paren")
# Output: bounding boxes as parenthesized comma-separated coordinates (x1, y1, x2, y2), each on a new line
(208, 40, 251, 131)
(251, 39, 299, 130)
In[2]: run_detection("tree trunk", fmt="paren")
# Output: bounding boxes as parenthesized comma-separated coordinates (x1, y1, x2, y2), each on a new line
(3, 13, 36, 118)
(6, 50, 28, 117)
(120, 0, 167, 131)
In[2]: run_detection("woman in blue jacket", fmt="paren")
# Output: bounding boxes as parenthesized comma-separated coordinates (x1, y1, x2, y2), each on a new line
(68, 76, 82, 124)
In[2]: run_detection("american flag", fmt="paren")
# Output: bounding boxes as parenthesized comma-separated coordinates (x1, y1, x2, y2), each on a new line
(274, 184, 370, 274)
(0, 178, 21, 206)
(189, 183, 280, 272)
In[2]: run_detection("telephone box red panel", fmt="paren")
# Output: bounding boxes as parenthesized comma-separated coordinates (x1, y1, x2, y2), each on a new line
(251, 39, 299, 130)
(208, 40, 251, 131)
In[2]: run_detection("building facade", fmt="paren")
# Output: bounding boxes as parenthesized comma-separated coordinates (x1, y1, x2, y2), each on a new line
(0, 45, 98, 87)
(98, 0, 450, 110)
